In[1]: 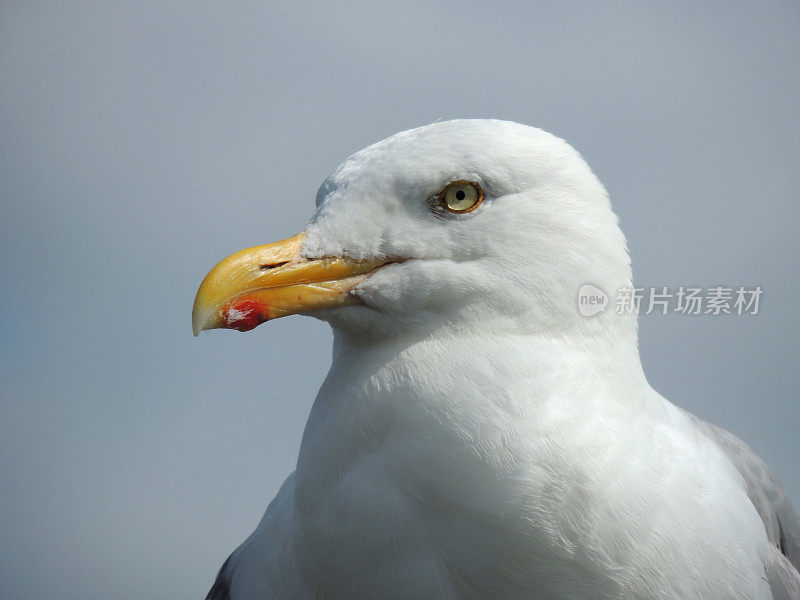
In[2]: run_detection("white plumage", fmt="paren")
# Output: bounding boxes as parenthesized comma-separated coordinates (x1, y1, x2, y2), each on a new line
(202, 120, 800, 599)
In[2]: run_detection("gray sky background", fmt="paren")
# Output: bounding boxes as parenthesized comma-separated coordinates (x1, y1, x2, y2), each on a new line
(1, 2, 798, 599)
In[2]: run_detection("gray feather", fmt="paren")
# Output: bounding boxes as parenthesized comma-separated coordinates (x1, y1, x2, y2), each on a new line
(205, 554, 233, 600)
(688, 414, 800, 568)
(765, 548, 800, 600)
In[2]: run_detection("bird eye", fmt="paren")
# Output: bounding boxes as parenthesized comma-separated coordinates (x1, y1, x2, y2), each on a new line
(439, 181, 484, 213)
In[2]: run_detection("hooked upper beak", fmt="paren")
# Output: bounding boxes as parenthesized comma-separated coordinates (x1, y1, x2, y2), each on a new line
(191, 232, 389, 336)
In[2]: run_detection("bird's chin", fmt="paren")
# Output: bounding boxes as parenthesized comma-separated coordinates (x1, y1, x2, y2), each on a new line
(307, 302, 388, 338)
(311, 302, 462, 348)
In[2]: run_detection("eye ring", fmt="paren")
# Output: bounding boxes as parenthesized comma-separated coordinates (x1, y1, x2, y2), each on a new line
(437, 180, 484, 214)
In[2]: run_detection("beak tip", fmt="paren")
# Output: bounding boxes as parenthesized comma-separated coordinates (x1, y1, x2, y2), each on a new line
(192, 304, 215, 337)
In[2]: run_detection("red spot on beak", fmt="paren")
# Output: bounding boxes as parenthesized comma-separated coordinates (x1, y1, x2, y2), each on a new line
(221, 296, 269, 332)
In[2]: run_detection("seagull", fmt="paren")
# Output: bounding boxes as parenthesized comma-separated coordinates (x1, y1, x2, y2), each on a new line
(192, 120, 800, 599)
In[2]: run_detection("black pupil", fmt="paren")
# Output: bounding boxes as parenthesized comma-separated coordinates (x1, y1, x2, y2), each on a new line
(455, 189, 466, 201)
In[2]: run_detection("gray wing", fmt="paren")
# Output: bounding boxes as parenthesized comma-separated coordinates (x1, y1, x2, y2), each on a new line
(205, 553, 233, 600)
(688, 414, 800, 565)
(687, 414, 800, 597)
(764, 548, 800, 600)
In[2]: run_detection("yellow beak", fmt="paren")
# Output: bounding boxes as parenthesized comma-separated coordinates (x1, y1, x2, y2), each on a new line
(192, 232, 388, 336)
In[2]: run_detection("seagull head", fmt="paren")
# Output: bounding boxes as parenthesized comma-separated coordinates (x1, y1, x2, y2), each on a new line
(193, 120, 633, 344)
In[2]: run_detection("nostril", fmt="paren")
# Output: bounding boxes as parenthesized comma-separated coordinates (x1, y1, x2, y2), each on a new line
(259, 261, 290, 271)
